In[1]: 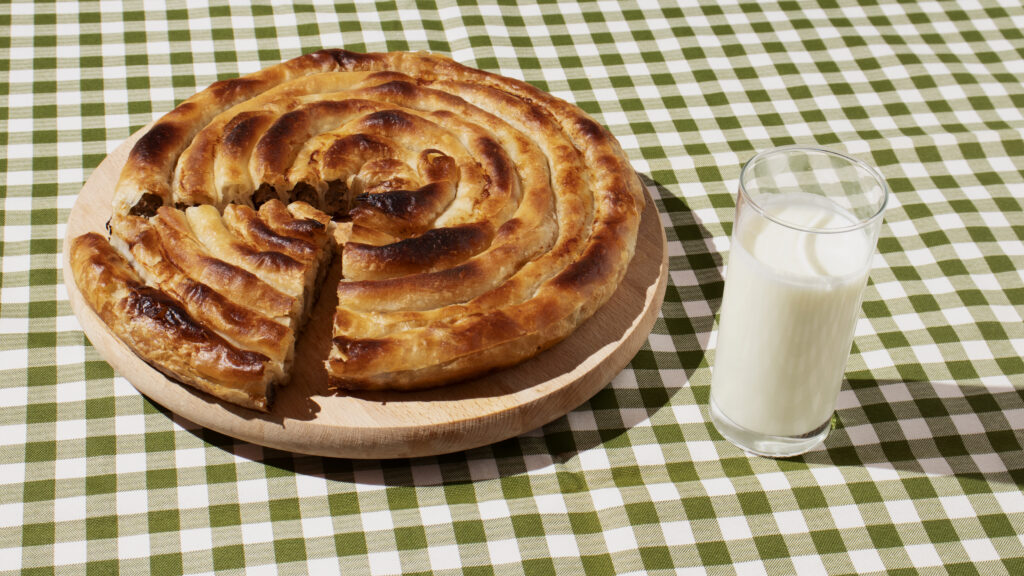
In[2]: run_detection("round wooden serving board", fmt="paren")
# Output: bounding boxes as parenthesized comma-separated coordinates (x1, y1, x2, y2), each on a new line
(63, 127, 669, 459)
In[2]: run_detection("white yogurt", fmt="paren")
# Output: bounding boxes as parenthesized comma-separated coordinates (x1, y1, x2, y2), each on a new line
(711, 192, 872, 437)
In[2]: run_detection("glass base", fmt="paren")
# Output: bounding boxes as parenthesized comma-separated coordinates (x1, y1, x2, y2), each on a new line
(710, 397, 831, 458)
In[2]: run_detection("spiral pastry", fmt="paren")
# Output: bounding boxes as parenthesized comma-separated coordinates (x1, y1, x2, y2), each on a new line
(70, 49, 644, 410)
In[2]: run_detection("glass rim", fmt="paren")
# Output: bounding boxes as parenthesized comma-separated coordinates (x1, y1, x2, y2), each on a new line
(738, 145, 889, 235)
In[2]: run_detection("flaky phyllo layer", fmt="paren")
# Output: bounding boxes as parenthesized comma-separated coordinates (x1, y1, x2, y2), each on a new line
(71, 50, 644, 411)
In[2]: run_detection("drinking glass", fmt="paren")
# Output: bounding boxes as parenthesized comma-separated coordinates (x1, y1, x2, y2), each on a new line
(710, 146, 888, 457)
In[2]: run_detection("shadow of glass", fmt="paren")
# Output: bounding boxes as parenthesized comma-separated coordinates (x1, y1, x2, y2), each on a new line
(161, 173, 727, 486)
(530, 174, 726, 465)
(638, 173, 725, 382)
(800, 378, 1023, 488)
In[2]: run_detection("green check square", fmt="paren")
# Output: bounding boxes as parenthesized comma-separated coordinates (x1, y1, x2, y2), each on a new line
(269, 498, 302, 522)
(511, 514, 545, 539)
(213, 545, 245, 570)
(274, 538, 306, 563)
(453, 520, 487, 544)
(335, 532, 368, 556)
(149, 509, 180, 533)
(209, 504, 241, 528)
(696, 541, 731, 566)
(86, 515, 118, 540)
(150, 554, 183, 575)
(22, 523, 55, 546)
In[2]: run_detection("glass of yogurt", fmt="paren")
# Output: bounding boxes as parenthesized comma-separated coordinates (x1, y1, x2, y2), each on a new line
(710, 146, 888, 458)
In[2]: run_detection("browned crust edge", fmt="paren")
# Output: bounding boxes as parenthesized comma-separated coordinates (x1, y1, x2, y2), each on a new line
(70, 233, 273, 412)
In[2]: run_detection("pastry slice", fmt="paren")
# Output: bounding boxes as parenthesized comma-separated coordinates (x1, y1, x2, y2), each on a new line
(73, 201, 334, 411)
(71, 233, 275, 411)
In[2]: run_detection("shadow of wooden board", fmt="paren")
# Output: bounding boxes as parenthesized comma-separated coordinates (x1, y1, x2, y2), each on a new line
(62, 127, 669, 459)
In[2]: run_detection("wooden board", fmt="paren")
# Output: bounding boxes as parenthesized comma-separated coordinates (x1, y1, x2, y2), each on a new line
(62, 128, 669, 459)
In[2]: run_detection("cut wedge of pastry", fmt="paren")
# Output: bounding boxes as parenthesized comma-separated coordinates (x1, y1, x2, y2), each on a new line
(71, 200, 333, 411)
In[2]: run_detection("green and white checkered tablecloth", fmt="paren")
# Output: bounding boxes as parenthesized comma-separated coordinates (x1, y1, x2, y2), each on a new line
(2, 1, 1023, 573)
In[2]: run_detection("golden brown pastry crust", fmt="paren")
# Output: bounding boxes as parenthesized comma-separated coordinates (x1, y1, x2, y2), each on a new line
(70, 233, 273, 411)
(73, 199, 332, 409)
(73, 49, 643, 404)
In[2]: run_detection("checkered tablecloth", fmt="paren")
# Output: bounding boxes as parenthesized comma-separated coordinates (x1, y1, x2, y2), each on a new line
(3, 0, 1023, 573)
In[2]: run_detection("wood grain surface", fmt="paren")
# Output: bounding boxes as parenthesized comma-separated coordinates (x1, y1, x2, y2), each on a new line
(62, 127, 669, 459)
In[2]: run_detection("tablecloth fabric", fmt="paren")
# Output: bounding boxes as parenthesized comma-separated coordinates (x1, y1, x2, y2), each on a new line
(2, 0, 1023, 574)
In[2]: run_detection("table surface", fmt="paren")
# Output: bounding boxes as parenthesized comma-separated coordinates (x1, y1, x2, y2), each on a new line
(2, 1, 1022, 574)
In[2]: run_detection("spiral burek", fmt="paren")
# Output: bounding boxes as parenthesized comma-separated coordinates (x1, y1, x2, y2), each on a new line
(91, 49, 644, 396)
